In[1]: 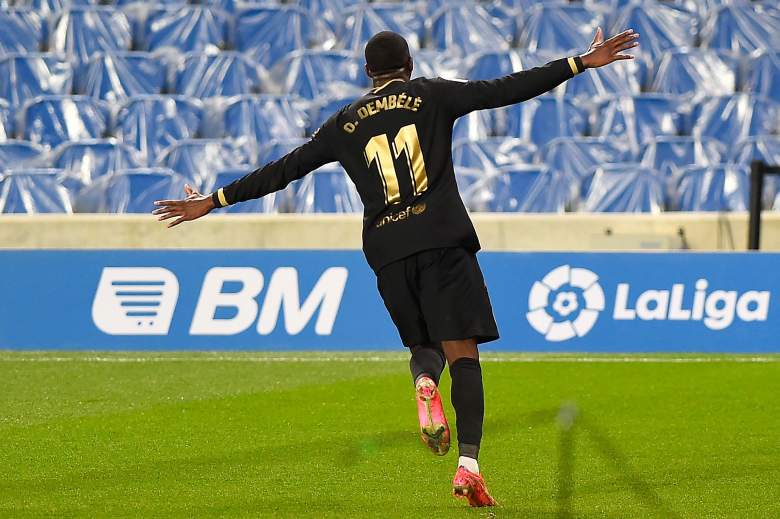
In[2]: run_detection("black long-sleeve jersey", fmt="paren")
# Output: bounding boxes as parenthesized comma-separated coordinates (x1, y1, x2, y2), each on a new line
(212, 56, 585, 272)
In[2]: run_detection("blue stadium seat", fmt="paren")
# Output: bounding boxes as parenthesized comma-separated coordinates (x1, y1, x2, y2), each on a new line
(75, 167, 192, 214)
(15, 0, 97, 17)
(700, 3, 780, 54)
(0, 9, 43, 54)
(595, 95, 683, 153)
(258, 138, 308, 164)
(609, 2, 698, 61)
(521, 166, 582, 213)
(452, 111, 495, 141)
(0, 101, 12, 141)
(157, 139, 245, 190)
(484, 0, 535, 11)
(110, 168, 190, 214)
(49, 7, 132, 63)
(488, 165, 575, 213)
(669, 0, 730, 20)
(115, 0, 184, 4)
(463, 51, 524, 81)
(270, 51, 368, 99)
(234, 5, 320, 70)
(454, 167, 491, 211)
(173, 52, 262, 98)
(21, 96, 109, 149)
(562, 58, 642, 99)
(211, 167, 291, 213)
(500, 50, 554, 69)
(308, 95, 358, 135)
(482, 1, 519, 43)
(674, 164, 749, 211)
(689, 95, 780, 145)
(640, 136, 725, 182)
(142, 7, 229, 53)
(0, 140, 45, 171)
(452, 138, 538, 170)
(729, 135, 780, 206)
(520, 4, 604, 53)
(502, 97, 588, 148)
(428, 4, 510, 56)
(0, 54, 73, 108)
(221, 95, 308, 157)
(411, 49, 462, 80)
(457, 161, 574, 213)
(583, 164, 665, 213)
(640, 136, 726, 206)
(650, 49, 737, 97)
(339, 3, 424, 53)
(745, 52, 780, 104)
(76, 52, 165, 103)
(114, 95, 204, 164)
(297, 0, 359, 35)
(729, 135, 780, 166)
(53, 139, 142, 185)
(0, 169, 72, 213)
(544, 137, 634, 192)
(467, 50, 641, 100)
(291, 163, 361, 213)
(202, 0, 238, 13)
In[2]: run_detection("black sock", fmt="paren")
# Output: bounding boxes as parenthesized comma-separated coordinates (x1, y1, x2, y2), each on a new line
(409, 344, 445, 385)
(449, 357, 484, 460)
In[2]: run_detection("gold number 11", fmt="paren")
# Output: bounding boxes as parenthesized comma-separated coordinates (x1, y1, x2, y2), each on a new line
(363, 123, 428, 205)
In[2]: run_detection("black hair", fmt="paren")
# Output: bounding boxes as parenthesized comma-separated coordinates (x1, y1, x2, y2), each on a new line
(364, 31, 411, 76)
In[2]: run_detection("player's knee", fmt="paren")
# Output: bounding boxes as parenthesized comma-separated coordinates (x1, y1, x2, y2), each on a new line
(442, 339, 479, 364)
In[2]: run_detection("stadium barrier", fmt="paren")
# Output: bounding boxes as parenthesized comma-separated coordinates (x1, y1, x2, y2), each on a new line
(0, 245, 778, 352)
(2, 212, 780, 250)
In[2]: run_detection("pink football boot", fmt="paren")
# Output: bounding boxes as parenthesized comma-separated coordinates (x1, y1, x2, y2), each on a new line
(452, 466, 497, 507)
(415, 376, 450, 455)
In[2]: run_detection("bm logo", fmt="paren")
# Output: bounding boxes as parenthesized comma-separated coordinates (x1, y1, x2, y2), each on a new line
(92, 268, 179, 335)
(92, 267, 348, 336)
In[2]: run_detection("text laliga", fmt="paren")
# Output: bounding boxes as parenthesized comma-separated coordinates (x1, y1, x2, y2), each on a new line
(613, 279, 769, 330)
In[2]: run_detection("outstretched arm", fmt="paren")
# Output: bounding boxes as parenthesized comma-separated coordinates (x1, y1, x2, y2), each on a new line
(439, 28, 640, 118)
(153, 123, 338, 227)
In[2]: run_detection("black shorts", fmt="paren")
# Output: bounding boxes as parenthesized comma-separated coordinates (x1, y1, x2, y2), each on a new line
(376, 247, 499, 348)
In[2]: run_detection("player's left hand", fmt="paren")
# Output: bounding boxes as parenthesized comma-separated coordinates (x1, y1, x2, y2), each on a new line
(152, 184, 215, 228)
(580, 28, 640, 69)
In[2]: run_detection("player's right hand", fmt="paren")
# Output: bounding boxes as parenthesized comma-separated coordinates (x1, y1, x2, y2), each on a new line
(152, 184, 215, 228)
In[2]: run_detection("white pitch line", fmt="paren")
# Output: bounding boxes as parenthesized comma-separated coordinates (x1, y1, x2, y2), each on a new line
(0, 355, 777, 363)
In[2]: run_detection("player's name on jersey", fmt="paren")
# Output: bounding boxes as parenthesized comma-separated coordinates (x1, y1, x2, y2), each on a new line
(344, 94, 423, 133)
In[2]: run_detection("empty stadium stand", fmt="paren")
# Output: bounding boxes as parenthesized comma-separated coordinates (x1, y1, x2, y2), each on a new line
(0, 168, 72, 213)
(76, 52, 166, 101)
(114, 95, 204, 163)
(0, 0, 778, 214)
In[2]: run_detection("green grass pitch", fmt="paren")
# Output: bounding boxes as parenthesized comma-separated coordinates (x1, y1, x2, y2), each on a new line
(1, 352, 778, 518)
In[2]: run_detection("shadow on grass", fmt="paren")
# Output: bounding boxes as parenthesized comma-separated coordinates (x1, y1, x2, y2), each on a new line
(2, 404, 681, 518)
(547, 404, 682, 519)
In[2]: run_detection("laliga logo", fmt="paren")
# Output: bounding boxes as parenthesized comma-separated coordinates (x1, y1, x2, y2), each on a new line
(526, 265, 605, 342)
(526, 265, 772, 342)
